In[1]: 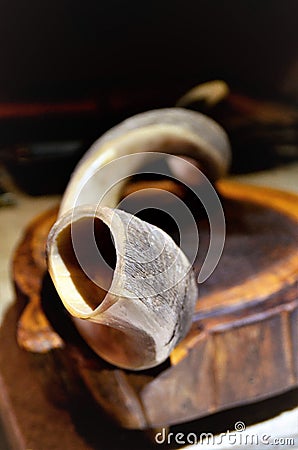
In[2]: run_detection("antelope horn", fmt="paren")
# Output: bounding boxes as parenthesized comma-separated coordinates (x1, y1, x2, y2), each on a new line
(47, 108, 231, 370)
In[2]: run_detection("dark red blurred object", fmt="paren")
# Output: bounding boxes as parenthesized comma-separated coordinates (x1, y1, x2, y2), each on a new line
(0, 0, 297, 193)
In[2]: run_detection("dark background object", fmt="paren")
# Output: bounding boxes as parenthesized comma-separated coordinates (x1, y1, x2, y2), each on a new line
(0, 0, 297, 193)
(0, 0, 297, 102)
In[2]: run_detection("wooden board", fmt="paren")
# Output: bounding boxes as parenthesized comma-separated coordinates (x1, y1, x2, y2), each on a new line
(0, 180, 298, 448)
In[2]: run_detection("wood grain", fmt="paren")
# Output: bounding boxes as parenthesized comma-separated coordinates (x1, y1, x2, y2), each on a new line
(4, 180, 298, 435)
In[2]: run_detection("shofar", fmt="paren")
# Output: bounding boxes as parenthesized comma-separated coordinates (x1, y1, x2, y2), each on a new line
(47, 108, 231, 370)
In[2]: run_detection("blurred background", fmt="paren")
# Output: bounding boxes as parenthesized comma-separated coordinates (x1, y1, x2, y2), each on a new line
(0, 2, 297, 448)
(0, 0, 297, 195)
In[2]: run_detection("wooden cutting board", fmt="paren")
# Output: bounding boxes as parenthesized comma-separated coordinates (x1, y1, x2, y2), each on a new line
(0, 180, 297, 449)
